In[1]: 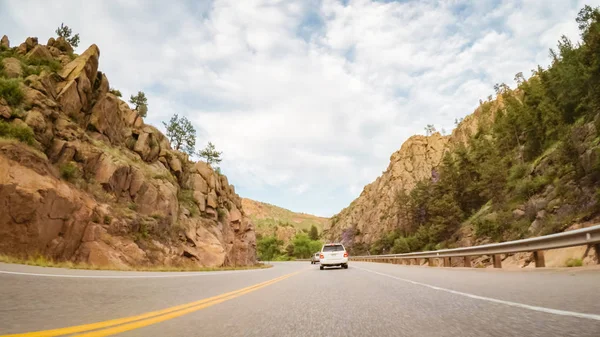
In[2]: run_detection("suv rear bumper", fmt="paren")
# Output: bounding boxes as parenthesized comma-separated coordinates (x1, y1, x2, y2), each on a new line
(321, 258, 348, 266)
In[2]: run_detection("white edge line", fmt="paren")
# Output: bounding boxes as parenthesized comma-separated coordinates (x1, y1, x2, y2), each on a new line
(0, 268, 264, 279)
(353, 265, 600, 322)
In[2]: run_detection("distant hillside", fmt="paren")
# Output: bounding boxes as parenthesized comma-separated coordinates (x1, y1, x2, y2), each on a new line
(242, 198, 329, 245)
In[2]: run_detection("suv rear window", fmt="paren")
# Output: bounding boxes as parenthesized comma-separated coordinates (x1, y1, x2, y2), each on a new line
(322, 245, 344, 252)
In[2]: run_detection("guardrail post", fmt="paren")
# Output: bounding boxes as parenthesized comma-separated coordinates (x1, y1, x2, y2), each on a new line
(427, 258, 433, 267)
(493, 254, 502, 268)
(443, 257, 450, 267)
(533, 251, 545, 267)
(594, 244, 600, 264)
(412, 258, 418, 265)
(464, 256, 471, 267)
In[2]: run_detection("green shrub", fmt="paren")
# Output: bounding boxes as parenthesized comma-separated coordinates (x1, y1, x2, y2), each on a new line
(59, 161, 80, 181)
(24, 58, 62, 73)
(0, 78, 24, 106)
(391, 237, 410, 254)
(128, 203, 138, 211)
(103, 215, 112, 225)
(565, 258, 583, 267)
(473, 214, 510, 242)
(109, 88, 122, 97)
(508, 163, 528, 183)
(140, 222, 150, 239)
(0, 120, 35, 145)
(217, 207, 227, 221)
(514, 175, 549, 200)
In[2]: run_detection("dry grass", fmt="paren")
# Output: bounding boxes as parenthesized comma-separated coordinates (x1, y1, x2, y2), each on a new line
(0, 254, 272, 272)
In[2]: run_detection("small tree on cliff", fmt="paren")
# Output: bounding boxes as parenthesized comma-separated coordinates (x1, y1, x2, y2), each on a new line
(162, 114, 196, 155)
(129, 91, 148, 118)
(424, 124, 437, 136)
(198, 142, 223, 167)
(55, 23, 80, 47)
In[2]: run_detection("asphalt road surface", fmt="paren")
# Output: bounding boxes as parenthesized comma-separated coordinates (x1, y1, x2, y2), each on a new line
(1, 261, 599, 337)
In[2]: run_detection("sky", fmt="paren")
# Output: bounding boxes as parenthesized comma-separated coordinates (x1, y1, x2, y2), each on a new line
(1, 0, 598, 217)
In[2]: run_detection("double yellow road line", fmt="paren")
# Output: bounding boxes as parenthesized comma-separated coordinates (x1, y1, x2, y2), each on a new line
(3, 271, 301, 337)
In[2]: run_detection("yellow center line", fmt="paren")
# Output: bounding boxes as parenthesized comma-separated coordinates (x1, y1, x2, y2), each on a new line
(1, 271, 302, 337)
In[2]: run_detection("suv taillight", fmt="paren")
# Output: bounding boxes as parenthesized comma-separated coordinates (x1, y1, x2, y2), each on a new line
(343, 252, 348, 258)
(320, 254, 324, 259)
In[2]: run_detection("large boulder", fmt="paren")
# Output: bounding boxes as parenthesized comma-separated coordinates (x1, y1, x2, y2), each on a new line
(194, 161, 214, 182)
(22, 85, 59, 115)
(23, 73, 58, 100)
(88, 94, 131, 144)
(1, 58, 22, 78)
(0, 149, 95, 259)
(17, 37, 38, 54)
(56, 44, 100, 118)
(181, 218, 227, 267)
(53, 37, 74, 54)
(26, 45, 54, 63)
(207, 190, 218, 209)
(0, 35, 9, 49)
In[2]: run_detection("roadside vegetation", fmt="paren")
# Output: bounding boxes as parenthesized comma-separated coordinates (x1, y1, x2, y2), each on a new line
(0, 254, 272, 272)
(363, 6, 600, 255)
(565, 258, 584, 267)
(257, 226, 322, 261)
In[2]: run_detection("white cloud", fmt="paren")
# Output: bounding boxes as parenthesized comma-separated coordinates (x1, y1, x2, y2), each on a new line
(1, 0, 599, 217)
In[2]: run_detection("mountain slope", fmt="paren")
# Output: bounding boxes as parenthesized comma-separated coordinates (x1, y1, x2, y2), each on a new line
(324, 100, 498, 248)
(325, 6, 600, 263)
(0, 35, 256, 268)
(243, 198, 329, 244)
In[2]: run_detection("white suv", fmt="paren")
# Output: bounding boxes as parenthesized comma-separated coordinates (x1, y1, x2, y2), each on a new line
(319, 243, 348, 270)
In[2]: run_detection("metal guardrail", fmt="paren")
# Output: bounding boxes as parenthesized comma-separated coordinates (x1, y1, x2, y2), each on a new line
(350, 224, 600, 268)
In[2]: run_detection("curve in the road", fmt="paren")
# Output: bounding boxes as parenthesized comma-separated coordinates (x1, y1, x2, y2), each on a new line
(0, 270, 303, 337)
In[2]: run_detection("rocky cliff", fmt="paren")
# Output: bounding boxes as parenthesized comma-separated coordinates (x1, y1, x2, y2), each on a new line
(0, 36, 256, 268)
(324, 99, 500, 246)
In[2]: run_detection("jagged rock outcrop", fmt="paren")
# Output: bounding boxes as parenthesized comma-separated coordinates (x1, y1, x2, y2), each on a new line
(0, 35, 9, 49)
(325, 102, 497, 246)
(0, 36, 256, 268)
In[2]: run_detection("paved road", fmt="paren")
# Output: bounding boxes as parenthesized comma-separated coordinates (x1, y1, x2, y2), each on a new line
(1, 261, 599, 337)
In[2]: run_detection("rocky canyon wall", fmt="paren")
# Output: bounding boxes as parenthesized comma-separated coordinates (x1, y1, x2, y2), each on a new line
(0, 36, 256, 268)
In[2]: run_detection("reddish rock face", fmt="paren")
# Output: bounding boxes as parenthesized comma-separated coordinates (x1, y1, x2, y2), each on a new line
(325, 101, 499, 247)
(0, 37, 256, 268)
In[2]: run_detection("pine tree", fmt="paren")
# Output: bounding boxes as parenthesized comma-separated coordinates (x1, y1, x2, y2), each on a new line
(198, 142, 223, 167)
(162, 114, 196, 155)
